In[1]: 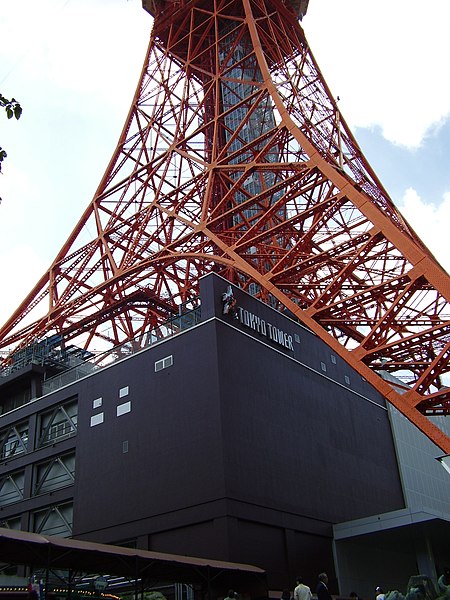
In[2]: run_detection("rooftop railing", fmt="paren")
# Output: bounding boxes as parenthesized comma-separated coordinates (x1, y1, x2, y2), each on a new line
(42, 307, 201, 395)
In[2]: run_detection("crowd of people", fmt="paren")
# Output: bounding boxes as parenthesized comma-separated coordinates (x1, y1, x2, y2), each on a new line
(273, 568, 450, 600)
(225, 567, 450, 600)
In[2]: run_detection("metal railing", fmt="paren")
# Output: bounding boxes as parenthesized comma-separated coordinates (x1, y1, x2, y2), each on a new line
(42, 308, 201, 395)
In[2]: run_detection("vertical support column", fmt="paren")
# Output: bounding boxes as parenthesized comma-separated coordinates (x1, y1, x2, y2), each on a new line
(23, 413, 38, 502)
(414, 534, 437, 585)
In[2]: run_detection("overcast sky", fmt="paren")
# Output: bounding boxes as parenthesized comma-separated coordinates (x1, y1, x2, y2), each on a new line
(1, 0, 449, 327)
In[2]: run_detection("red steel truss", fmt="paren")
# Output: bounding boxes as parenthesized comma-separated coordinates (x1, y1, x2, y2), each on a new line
(1, 0, 449, 451)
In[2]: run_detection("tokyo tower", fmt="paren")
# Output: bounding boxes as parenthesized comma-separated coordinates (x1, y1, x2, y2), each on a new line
(1, 0, 449, 452)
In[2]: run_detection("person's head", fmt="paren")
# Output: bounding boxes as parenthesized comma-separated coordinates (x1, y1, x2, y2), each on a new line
(296, 577, 303, 585)
(319, 574, 328, 584)
(227, 591, 235, 599)
(350, 593, 358, 599)
(376, 587, 383, 594)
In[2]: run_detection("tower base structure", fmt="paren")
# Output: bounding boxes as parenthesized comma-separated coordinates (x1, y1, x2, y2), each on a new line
(1, 274, 449, 595)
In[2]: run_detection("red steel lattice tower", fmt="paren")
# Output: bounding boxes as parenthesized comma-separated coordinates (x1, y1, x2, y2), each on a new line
(1, 0, 450, 452)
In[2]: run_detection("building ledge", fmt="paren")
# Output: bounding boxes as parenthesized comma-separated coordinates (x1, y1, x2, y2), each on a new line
(333, 506, 450, 540)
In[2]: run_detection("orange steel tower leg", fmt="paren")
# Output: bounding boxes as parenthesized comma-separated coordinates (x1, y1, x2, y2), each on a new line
(0, 0, 449, 452)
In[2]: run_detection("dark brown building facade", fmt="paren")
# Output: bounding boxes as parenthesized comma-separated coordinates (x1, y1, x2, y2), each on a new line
(0, 274, 406, 591)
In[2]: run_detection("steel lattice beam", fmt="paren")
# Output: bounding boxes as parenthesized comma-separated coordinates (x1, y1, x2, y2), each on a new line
(0, 0, 449, 451)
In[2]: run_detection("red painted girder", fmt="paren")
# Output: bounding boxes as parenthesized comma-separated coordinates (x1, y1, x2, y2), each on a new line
(0, 0, 449, 450)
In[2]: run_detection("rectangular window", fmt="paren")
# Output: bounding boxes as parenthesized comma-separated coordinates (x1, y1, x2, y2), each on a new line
(330, 354, 336, 364)
(93, 397, 102, 409)
(117, 401, 131, 417)
(33, 502, 73, 537)
(90, 413, 104, 427)
(34, 453, 75, 496)
(119, 386, 129, 398)
(39, 399, 78, 447)
(345, 375, 350, 385)
(321, 362, 327, 372)
(0, 422, 29, 459)
(0, 470, 25, 506)
(0, 516, 21, 531)
(155, 355, 173, 372)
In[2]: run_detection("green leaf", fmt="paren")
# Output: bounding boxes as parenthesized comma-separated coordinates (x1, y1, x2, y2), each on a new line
(6, 107, 13, 119)
(14, 104, 22, 119)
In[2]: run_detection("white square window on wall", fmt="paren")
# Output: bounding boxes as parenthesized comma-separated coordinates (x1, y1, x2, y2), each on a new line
(119, 386, 129, 398)
(93, 397, 102, 409)
(117, 401, 131, 417)
(90, 413, 104, 427)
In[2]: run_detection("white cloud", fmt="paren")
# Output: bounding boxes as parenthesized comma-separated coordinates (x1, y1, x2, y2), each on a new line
(304, 0, 450, 148)
(1, 0, 151, 117)
(0, 0, 152, 328)
(0, 161, 49, 328)
(398, 187, 450, 273)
